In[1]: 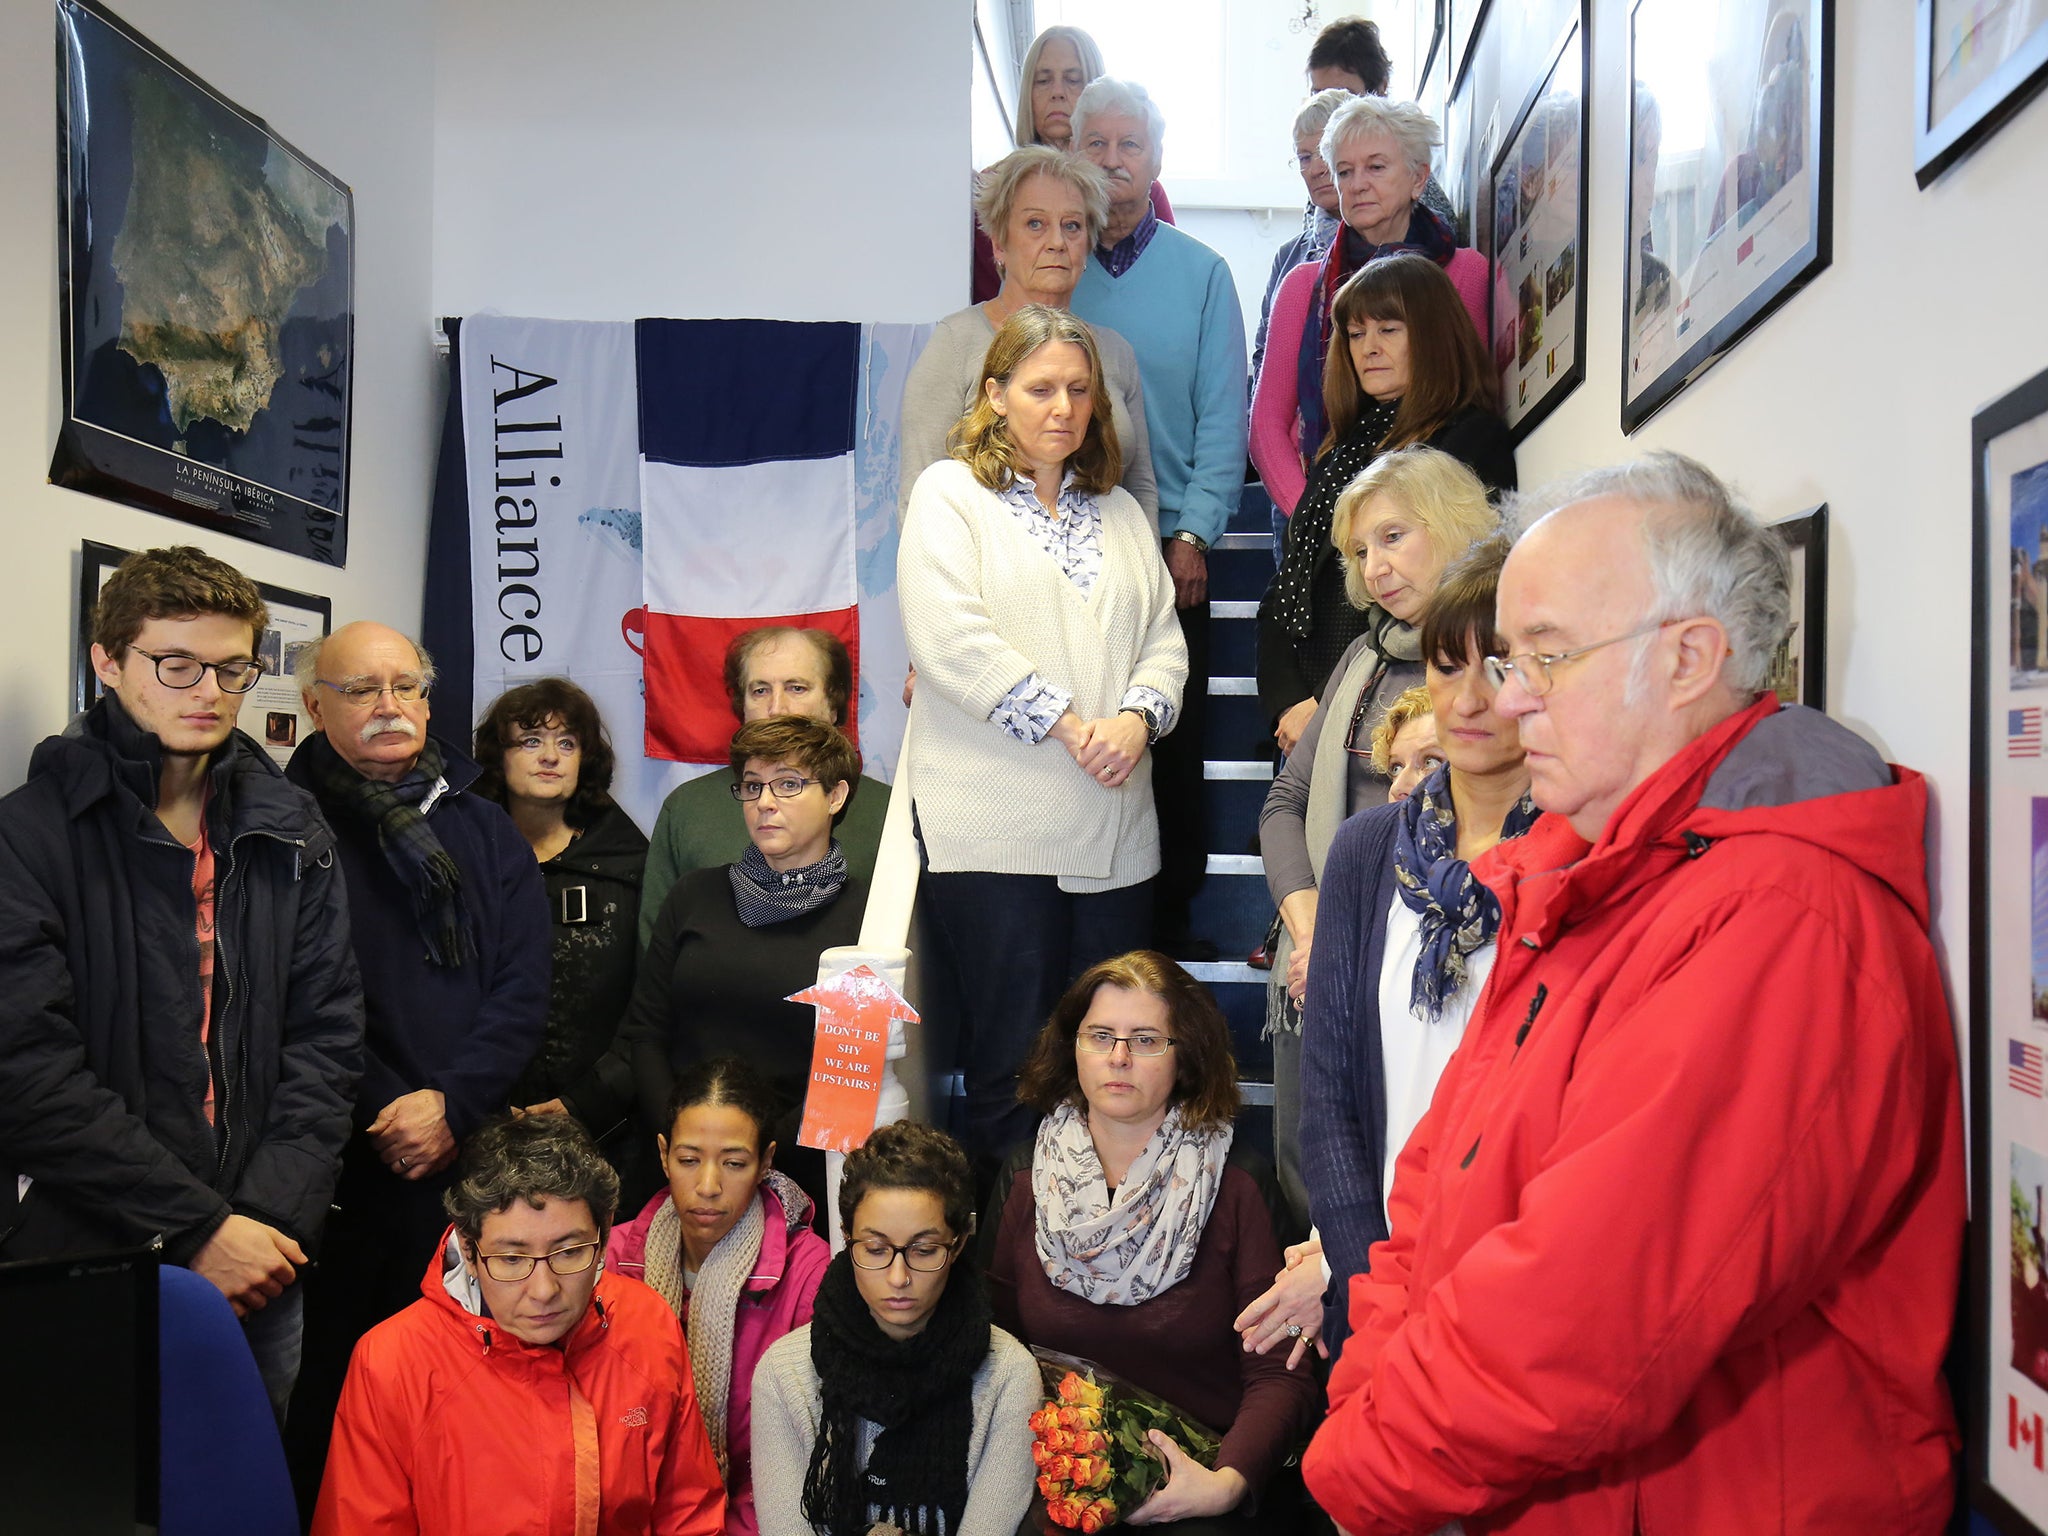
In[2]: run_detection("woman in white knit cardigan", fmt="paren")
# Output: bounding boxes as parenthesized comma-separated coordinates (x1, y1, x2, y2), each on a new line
(898, 305, 1188, 1164)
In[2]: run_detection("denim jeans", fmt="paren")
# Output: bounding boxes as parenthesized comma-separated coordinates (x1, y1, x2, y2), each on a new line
(238, 1277, 304, 1425)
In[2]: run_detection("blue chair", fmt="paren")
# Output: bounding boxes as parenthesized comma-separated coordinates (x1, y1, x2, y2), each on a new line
(158, 1266, 298, 1536)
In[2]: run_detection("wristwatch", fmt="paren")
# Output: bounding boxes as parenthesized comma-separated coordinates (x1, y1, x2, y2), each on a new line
(1120, 702, 1163, 745)
(1170, 529, 1210, 554)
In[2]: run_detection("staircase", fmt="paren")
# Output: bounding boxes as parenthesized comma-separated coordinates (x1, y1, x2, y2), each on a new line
(1185, 485, 1283, 1139)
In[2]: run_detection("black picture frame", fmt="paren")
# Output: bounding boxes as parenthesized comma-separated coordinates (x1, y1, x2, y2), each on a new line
(1915, 0, 2048, 188)
(1969, 363, 2048, 1536)
(1621, 0, 1834, 435)
(1769, 504, 1827, 711)
(1448, 0, 1494, 93)
(1483, 6, 1587, 446)
(51, 0, 355, 565)
(75, 539, 333, 767)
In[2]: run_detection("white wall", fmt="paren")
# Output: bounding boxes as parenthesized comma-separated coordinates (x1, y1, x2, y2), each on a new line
(1488, 4, 2048, 1053)
(432, 0, 967, 322)
(0, 0, 439, 786)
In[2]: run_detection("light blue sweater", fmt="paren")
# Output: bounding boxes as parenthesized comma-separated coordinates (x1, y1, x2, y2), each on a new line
(1072, 224, 1248, 549)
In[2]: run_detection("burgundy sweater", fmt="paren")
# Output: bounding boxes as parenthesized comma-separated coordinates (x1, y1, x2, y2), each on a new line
(986, 1161, 1321, 1495)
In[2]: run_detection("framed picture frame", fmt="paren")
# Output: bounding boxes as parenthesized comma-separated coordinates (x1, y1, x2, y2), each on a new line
(1622, 0, 1833, 434)
(1915, 0, 2048, 188)
(1768, 504, 1827, 710)
(50, 0, 354, 565)
(74, 539, 333, 769)
(1484, 7, 1586, 445)
(1968, 363, 2048, 1536)
(1448, 0, 1494, 92)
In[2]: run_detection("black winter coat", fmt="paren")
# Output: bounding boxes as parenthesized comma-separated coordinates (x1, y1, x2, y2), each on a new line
(0, 696, 364, 1263)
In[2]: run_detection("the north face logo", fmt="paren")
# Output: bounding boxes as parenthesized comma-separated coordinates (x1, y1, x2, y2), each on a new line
(619, 1407, 649, 1428)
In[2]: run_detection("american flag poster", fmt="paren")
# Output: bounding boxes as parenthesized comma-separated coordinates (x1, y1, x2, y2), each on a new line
(2015, 1039, 2045, 1099)
(2014, 706, 2044, 759)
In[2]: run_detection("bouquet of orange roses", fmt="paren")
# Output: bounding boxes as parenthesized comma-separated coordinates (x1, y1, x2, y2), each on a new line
(1027, 1349, 1221, 1532)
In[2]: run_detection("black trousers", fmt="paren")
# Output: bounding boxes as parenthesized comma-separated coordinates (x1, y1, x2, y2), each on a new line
(1152, 596, 1211, 944)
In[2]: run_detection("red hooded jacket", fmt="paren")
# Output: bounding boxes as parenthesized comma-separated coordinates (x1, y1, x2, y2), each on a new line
(1302, 699, 1965, 1534)
(313, 1227, 726, 1536)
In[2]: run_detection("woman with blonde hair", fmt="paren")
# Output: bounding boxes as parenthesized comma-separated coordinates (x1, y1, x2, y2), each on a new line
(903, 148, 1155, 520)
(1257, 445, 1496, 1236)
(970, 25, 1174, 301)
(898, 305, 1187, 1163)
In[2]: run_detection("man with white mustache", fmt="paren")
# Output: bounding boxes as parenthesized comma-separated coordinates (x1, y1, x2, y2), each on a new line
(284, 620, 549, 1501)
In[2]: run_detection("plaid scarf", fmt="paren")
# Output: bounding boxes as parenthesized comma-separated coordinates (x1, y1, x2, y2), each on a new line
(728, 840, 847, 928)
(1390, 763, 1540, 1019)
(1299, 201, 1461, 455)
(299, 731, 473, 967)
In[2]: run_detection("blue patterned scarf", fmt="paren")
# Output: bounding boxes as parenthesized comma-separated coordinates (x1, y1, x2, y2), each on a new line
(1391, 764, 1540, 1019)
(728, 840, 847, 928)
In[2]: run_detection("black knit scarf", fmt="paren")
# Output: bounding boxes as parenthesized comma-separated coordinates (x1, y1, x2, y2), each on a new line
(728, 839, 848, 928)
(299, 731, 473, 967)
(801, 1250, 991, 1536)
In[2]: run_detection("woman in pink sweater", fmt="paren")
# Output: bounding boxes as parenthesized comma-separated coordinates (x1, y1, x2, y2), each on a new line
(1252, 95, 1488, 515)
(608, 1056, 831, 1536)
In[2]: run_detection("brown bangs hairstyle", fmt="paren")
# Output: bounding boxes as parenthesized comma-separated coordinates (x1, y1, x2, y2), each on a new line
(722, 626, 852, 725)
(728, 715, 862, 825)
(473, 677, 619, 829)
(1017, 950, 1240, 1132)
(948, 305, 1122, 495)
(92, 545, 269, 658)
(1418, 531, 1515, 670)
(1319, 251, 1498, 464)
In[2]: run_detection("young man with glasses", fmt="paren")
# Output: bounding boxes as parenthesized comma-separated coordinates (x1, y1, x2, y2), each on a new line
(284, 620, 550, 1505)
(315, 1112, 724, 1535)
(0, 545, 364, 1419)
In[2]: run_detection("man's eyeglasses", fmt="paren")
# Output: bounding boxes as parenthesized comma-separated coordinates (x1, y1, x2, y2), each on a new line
(131, 648, 263, 694)
(848, 1236, 960, 1272)
(473, 1241, 600, 1283)
(315, 678, 430, 708)
(1076, 1027, 1175, 1057)
(729, 775, 822, 802)
(1483, 619, 1693, 698)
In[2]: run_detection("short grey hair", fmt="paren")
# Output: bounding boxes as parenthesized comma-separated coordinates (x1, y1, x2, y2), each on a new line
(1071, 78, 1166, 161)
(974, 145, 1111, 247)
(1508, 452, 1792, 696)
(292, 630, 440, 693)
(1293, 87, 1353, 145)
(1321, 93, 1439, 177)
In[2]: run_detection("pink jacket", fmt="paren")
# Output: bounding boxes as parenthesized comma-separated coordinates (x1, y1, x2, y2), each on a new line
(1250, 247, 1490, 514)
(608, 1177, 831, 1536)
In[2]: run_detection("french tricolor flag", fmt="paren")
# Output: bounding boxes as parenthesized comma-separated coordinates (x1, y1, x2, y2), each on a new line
(636, 319, 864, 763)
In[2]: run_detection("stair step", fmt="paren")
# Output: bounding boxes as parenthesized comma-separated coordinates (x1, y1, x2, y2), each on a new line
(1182, 960, 1264, 985)
(1236, 1080, 1276, 1107)
(1216, 532, 1270, 551)
(1211, 600, 1259, 619)
(1205, 853, 1262, 875)
(1208, 676, 1257, 696)
(1204, 760, 1272, 780)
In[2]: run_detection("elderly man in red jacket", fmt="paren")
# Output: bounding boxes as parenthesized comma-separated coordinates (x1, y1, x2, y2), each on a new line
(1303, 452, 1964, 1535)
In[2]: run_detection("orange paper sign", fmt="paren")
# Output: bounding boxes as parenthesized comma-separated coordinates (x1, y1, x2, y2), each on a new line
(791, 964, 919, 1153)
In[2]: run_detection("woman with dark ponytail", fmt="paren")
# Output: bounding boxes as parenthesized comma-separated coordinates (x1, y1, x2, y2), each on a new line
(750, 1121, 1038, 1536)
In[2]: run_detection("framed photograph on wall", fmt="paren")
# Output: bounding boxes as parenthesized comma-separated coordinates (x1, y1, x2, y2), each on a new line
(74, 539, 333, 769)
(1915, 0, 2048, 187)
(1622, 0, 1833, 434)
(1484, 7, 1586, 444)
(1769, 504, 1827, 710)
(51, 0, 354, 565)
(1968, 363, 2048, 1536)
(1448, 0, 1493, 90)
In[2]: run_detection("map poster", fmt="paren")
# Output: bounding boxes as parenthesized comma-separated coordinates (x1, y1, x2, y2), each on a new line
(51, 0, 354, 566)
(74, 539, 332, 771)
(1971, 365, 2048, 1533)
(1623, 0, 1832, 434)
(1485, 10, 1585, 445)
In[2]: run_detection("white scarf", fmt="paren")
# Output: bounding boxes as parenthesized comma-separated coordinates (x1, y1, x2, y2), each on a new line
(1031, 1100, 1232, 1307)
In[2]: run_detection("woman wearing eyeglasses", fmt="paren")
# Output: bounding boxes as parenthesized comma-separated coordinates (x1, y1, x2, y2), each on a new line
(614, 716, 867, 1217)
(983, 952, 1321, 1530)
(471, 678, 653, 1195)
(314, 1111, 727, 1535)
(1257, 446, 1496, 1238)
(1284, 534, 1536, 1362)
(752, 1120, 1040, 1536)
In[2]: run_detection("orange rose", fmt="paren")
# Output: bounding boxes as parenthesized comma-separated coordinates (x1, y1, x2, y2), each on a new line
(1067, 1429, 1107, 1455)
(1068, 1455, 1111, 1490)
(1037, 1473, 1066, 1504)
(1057, 1373, 1107, 1410)
(1055, 1403, 1103, 1431)
(1077, 1504, 1111, 1534)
